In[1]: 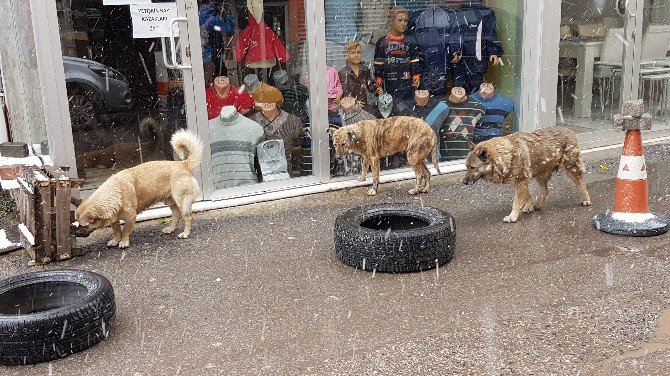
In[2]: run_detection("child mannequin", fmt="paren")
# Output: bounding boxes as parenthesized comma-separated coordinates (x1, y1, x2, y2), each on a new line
(339, 40, 377, 111)
(373, 7, 422, 102)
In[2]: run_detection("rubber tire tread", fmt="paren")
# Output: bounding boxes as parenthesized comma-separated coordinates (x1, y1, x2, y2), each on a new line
(0, 270, 115, 366)
(334, 203, 456, 273)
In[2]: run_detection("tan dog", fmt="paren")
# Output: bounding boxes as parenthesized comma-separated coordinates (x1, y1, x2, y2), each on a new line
(76, 130, 204, 248)
(331, 116, 441, 195)
(461, 126, 591, 223)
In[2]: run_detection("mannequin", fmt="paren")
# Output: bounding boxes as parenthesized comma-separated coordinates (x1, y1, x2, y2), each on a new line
(470, 82, 515, 143)
(244, 74, 284, 109)
(273, 69, 310, 122)
(339, 40, 377, 111)
(209, 105, 264, 188)
(339, 96, 376, 125)
(453, 3, 504, 93)
(373, 6, 423, 102)
(205, 75, 255, 120)
(250, 102, 304, 176)
(327, 66, 343, 114)
(413, 4, 462, 95)
(394, 89, 450, 160)
(441, 87, 485, 161)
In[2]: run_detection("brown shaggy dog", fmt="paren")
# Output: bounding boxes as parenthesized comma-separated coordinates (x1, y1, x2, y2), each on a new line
(461, 126, 591, 223)
(331, 116, 441, 196)
(75, 130, 203, 248)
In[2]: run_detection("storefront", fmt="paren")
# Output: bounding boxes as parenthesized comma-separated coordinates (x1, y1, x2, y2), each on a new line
(2, 0, 670, 207)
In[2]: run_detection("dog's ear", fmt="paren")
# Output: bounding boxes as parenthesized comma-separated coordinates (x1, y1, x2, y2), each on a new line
(475, 146, 488, 161)
(467, 139, 476, 151)
(71, 197, 83, 208)
(326, 126, 339, 134)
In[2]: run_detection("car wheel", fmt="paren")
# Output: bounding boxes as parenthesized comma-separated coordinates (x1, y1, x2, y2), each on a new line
(334, 203, 456, 273)
(0, 269, 116, 366)
(68, 86, 101, 131)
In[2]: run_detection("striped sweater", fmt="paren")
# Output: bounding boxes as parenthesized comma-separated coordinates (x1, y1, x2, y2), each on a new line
(209, 112, 264, 189)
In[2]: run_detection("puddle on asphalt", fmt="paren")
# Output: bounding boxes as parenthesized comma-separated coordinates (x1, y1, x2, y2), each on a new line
(587, 246, 668, 260)
(608, 308, 670, 363)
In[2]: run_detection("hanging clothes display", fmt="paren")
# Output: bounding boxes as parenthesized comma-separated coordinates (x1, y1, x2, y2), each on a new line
(414, 6, 462, 95)
(234, 12, 289, 69)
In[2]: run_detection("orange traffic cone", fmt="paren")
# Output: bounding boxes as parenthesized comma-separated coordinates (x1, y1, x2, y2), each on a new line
(594, 100, 668, 236)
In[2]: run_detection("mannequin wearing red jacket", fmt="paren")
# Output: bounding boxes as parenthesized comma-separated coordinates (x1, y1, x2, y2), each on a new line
(234, 12, 289, 69)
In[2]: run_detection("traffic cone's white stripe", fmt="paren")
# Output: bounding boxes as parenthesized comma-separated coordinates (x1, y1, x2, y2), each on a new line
(617, 155, 647, 181)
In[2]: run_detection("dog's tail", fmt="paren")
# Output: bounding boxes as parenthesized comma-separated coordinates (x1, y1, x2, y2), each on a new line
(431, 140, 441, 175)
(170, 129, 204, 173)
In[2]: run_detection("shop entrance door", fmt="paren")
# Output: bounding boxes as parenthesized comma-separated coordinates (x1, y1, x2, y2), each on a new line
(54, 0, 207, 196)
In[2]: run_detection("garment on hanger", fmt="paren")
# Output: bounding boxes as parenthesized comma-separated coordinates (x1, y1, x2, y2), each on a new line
(339, 102, 376, 126)
(276, 82, 310, 123)
(470, 91, 514, 142)
(454, 5, 503, 74)
(209, 108, 264, 189)
(234, 12, 289, 69)
(256, 139, 290, 182)
(414, 6, 462, 95)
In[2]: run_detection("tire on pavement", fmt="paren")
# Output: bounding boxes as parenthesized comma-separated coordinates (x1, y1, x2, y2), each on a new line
(0, 269, 116, 366)
(334, 203, 456, 273)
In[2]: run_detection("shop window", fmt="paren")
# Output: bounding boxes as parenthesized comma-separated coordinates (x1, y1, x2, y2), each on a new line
(324, 0, 523, 178)
(557, 0, 670, 135)
(201, 0, 313, 190)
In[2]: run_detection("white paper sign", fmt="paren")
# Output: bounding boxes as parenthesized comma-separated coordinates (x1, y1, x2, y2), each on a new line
(130, 3, 178, 38)
(103, 0, 151, 5)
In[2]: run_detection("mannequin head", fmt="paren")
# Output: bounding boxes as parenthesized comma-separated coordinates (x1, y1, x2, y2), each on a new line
(260, 102, 279, 117)
(272, 70, 289, 86)
(414, 89, 429, 106)
(479, 83, 495, 99)
(344, 40, 363, 66)
(214, 76, 230, 89)
(243, 74, 261, 93)
(388, 7, 409, 36)
(219, 105, 239, 121)
(340, 96, 356, 111)
(449, 87, 468, 103)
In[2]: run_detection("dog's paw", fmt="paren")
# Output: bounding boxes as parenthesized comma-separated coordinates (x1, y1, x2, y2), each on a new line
(107, 239, 120, 247)
(367, 188, 377, 196)
(177, 232, 189, 239)
(162, 226, 176, 234)
(580, 200, 591, 206)
(522, 204, 535, 213)
(408, 188, 419, 195)
(533, 203, 543, 210)
(503, 215, 518, 223)
(118, 240, 130, 248)
(357, 175, 366, 182)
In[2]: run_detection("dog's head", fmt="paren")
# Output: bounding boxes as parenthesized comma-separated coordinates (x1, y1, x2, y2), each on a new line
(74, 201, 115, 234)
(462, 141, 493, 185)
(329, 124, 363, 157)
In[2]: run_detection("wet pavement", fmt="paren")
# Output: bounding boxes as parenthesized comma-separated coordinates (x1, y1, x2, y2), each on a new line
(1, 143, 670, 375)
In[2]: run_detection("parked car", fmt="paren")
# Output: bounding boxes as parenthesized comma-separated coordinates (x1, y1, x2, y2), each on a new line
(63, 56, 133, 131)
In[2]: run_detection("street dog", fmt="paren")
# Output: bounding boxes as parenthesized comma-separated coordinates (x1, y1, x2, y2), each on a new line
(75, 130, 204, 248)
(461, 126, 591, 223)
(331, 116, 441, 196)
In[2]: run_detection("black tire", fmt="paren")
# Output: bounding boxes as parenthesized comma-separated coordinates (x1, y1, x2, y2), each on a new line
(0, 269, 115, 366)
(334, 203, 456, 273)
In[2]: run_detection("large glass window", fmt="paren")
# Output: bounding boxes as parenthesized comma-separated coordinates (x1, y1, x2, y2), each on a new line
(324, 0, 523, 178)
(557, 0, 670, 135)
(198, 0, 313, 192)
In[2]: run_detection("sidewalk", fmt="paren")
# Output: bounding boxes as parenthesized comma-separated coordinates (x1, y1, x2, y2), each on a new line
(1, 143, 670, 375)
